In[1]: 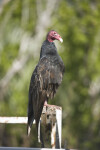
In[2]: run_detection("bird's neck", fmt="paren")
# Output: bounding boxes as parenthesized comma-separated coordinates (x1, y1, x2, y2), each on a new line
(40, 40, 57, 59)
(46, 36, 54, 43)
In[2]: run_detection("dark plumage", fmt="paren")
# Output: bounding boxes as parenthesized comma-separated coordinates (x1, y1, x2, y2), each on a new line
(27, 30, 65, 147)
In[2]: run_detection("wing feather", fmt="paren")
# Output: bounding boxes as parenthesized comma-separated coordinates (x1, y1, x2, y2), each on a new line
(27, 56, 64, 135)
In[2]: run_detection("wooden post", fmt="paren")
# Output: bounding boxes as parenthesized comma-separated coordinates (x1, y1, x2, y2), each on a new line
(42, 106, 62, 148)
(51, 122, 56, 148)
(56, 108, 62, 149)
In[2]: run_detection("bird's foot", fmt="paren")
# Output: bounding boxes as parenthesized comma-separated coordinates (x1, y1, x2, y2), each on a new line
(44, 101, 61, 110)
(44, 101, 48, 106)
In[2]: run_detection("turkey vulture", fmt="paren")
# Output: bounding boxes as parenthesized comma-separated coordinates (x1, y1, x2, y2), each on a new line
(27, 30, 65, 146)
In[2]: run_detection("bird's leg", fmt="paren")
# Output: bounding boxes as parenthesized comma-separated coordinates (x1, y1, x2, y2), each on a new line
(44, 100, 61, 110)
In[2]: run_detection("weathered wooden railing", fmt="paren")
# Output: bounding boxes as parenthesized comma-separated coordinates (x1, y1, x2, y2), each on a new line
(0, 106, 62, 149)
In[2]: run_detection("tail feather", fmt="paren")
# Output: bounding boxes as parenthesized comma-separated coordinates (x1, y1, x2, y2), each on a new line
(35, 103, 44, 147)
(27, 114, 34, 136)
(27, 124, 31, 136)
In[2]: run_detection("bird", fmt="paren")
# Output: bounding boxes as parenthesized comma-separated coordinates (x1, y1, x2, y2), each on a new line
(27, 30, 65, 147)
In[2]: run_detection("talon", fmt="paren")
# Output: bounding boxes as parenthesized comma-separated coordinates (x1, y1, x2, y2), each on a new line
(44, 101, 48, 106)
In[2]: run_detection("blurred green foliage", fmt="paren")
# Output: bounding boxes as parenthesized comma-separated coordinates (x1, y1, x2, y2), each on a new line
(0, 0, 100, 149)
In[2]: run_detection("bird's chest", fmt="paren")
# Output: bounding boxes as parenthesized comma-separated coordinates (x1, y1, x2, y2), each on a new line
(48, 56, 63, 71)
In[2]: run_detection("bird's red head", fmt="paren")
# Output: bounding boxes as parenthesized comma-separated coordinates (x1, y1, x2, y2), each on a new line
(46, 30, 63, 43)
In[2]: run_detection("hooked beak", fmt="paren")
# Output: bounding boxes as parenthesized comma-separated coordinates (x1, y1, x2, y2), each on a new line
(56, 34, 63, 43)
(52, 32, 63, 43)
(59, 37, 63, 43)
